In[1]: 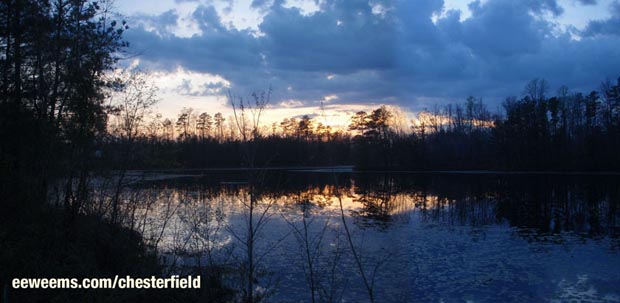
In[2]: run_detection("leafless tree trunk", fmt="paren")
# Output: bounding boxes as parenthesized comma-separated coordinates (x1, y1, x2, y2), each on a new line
(229, 88, 276, 303)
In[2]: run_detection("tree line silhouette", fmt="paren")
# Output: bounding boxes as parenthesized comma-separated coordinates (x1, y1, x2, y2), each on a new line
(101, 77, 620, 171)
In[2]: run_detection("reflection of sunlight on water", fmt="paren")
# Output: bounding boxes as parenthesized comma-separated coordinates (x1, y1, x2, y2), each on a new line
(113, 174, 620, 302)
(134, 186, 503, 251)
(133, 184, 498, 277)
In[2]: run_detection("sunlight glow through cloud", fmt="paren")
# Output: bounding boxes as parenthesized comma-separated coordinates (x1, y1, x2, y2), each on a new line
(116, 0, 620, 125)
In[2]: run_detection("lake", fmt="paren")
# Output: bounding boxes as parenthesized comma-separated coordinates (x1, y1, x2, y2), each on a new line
(121, 170, 620, 302)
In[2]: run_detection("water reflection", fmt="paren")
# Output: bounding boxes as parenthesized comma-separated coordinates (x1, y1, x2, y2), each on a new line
(124, 172, 620, 251)
(117, 172, 620, 302)
(351, 173, 619, 237)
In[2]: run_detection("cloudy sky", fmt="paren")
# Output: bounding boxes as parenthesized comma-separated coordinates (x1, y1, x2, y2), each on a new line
(114, 0, 620, 125)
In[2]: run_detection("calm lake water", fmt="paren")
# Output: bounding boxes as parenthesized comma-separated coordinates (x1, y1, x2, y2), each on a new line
(126, 170, 620, 302)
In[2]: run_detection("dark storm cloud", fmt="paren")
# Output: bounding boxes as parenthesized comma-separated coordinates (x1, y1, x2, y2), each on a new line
(124, 0, 620, 110)
(125, 6, 263, 72)
(258, 2, 396, 73)
(459, 0, 553, 57)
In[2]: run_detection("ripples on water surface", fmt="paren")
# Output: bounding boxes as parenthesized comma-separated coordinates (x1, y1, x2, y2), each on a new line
(121, 171, 620, 302)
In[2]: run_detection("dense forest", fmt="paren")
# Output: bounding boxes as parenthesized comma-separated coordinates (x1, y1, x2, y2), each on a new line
(102, 78, 620, 171)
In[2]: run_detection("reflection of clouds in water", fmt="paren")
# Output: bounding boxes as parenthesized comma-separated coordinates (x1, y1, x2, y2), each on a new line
(116, 172, 620, 301)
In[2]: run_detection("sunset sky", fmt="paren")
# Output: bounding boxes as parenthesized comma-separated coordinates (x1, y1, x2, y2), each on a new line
(113, 0, 620, 127)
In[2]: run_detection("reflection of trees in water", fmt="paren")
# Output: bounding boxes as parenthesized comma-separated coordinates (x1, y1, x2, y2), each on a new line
(110, 174, 620, 276)
(350, 174, 413, 229)
(101, 172, 620, 302)
(353, 188, 394, 227)
(347, 173, 498, 229)
(274, 183, 350, 211)
(340, 173, 619, 237)
(407, 175, 620, 238)
(415, 193, 498, 227)
(133, 174, 620, 240)
(496, 177, 620, 238)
